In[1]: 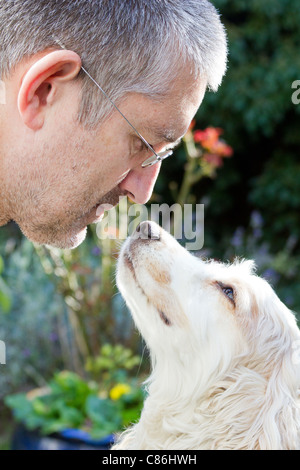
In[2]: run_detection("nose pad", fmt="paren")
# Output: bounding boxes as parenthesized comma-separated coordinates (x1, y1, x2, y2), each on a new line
(135, 221, 160, 240)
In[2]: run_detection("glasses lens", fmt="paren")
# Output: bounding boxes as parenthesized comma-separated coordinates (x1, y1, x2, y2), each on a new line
(141, 150, 173, 168)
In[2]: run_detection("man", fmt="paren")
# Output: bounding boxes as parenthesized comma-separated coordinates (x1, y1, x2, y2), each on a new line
(0, 0, 227, 249)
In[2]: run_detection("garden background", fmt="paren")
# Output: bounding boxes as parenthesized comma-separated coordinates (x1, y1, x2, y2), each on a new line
(0, 0, 300, 448)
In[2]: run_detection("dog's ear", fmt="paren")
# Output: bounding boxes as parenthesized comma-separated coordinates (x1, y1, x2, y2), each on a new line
(259, 354, 300, 449)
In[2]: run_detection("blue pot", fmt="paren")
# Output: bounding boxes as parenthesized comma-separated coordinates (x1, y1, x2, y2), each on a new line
(11, 425, 115, 450)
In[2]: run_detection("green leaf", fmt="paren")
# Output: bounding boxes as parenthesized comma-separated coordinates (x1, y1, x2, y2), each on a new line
(0, 277, 12, 313)
(85, 395, 121, 430)
(88, 424, 117, 440)
(39, 420, 69, 436)
(5, 394, 47, 430)
(121, 407, 141, 427)
(32, 398, 52, 417)
(50, 371, 92, 408)
(5, 394, 33, 421)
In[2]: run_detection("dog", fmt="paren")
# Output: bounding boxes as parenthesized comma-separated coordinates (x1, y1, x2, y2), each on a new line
(113, 220, 300, 450)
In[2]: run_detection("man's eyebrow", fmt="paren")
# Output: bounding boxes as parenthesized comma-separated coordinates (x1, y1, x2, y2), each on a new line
(143, 125, 186, 145)
(166, 137, 183, 150)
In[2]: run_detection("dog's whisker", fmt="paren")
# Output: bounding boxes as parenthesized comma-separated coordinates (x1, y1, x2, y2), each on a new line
(135, 343, 148, 379)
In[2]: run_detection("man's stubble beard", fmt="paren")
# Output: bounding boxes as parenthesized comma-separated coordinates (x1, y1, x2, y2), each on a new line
(16, 185, 127, 249)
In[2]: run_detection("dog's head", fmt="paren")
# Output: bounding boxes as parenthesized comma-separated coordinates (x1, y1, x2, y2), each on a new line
(117, 221, 300, 386)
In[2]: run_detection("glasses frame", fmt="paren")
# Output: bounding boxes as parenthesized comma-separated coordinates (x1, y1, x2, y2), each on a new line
(54, 38, 173, 168)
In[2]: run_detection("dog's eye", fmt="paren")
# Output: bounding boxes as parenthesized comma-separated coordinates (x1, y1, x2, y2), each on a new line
(215, 281, 236, 306)
(222, 286, 235, 302)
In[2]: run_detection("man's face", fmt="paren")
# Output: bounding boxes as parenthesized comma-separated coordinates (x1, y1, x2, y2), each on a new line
(4, 74, 206, 249)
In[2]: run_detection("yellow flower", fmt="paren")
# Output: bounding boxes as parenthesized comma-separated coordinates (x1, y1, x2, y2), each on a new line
(110, 383, 131, 401)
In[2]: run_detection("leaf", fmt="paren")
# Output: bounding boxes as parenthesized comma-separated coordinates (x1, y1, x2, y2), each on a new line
(55, 402, 84, 428)
(121, 407, 141, 427)
(0, 277, 12, 313)
(51, 371, 92, 407)
(32, 398, 52, 417)
(0, 290, 11, 313)
(5, 394, 33, 421)
(88, 424, 116, 440)
(5, 394, 46, 430)
(85, 395, 121, 430)
(39, 420, 69, 436)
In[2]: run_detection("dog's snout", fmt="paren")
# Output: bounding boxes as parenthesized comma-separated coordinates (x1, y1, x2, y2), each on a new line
(135, 221, 160, 241)
(136, 221, 151, 238)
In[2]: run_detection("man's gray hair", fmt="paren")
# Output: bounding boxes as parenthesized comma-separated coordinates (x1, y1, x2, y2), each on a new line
(0, 0, 227, 128)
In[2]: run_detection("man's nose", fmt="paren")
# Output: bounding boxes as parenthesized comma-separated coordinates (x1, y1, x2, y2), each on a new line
(118, 162, 161, 204)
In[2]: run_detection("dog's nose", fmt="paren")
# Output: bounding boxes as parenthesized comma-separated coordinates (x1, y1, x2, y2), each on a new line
(135, 221, 160, 240)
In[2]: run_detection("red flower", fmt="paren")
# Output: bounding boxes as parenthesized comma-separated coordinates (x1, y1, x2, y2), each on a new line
(194, 127, 223, 147)
(193, 126, 233, 158)
(213, 140, 233, 157)
(202, 153, 224, 168)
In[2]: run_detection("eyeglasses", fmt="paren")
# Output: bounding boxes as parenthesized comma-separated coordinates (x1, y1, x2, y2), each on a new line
(80, 66, 173, 168)
(54, 38, 173, 168)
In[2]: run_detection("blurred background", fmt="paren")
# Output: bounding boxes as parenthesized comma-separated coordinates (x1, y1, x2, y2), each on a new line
(0, 0, 300, 449)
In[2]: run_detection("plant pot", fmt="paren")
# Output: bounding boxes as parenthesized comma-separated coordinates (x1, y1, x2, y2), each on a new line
(11, 424, 115, 450)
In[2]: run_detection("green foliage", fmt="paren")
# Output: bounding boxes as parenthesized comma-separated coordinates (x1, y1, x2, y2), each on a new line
(5, 345, 144, 439)
(85, 343, 141, 382)
(33, 224, 136, 376)
(0, 256, 11, 313)
(177, 0, 300, 253)
(85, 395, 121, 437)
(0, 238, 66, 399)
(249, 154, 300, 248)
(204, 0, 300, 139)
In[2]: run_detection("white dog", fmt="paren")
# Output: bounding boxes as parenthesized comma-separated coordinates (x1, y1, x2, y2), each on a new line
(113, 221, 300, 450)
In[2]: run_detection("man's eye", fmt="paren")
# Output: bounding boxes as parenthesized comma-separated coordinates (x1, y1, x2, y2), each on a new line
(136, 139, 152, 153)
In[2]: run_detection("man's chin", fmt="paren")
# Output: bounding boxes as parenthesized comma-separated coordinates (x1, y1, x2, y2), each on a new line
(21, 225, 88, 250)
(55, 227, 88, 250)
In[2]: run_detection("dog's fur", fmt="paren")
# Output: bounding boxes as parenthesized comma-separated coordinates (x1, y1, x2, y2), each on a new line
(113, 221, 300, 450)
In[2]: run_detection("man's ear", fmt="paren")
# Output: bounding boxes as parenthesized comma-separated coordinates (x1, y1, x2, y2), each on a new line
(18, 50, 81, 130)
